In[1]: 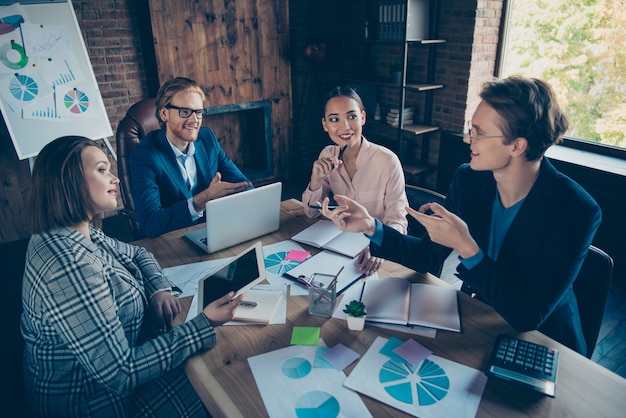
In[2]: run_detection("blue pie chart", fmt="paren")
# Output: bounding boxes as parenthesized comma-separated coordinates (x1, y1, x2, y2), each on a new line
(295, 391, 340, 418)
(264, 251, 301, 275)
(282, 357, 311, 379)
(379, 357, 449, 405)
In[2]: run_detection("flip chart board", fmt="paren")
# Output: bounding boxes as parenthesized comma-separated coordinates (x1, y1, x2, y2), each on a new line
(0, 0, 112, 159)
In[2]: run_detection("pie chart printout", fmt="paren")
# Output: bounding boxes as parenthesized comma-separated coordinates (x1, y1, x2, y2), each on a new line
(282, 357, 312, 379)
(264, 251, 302, 275)
(63, 88, 89, 114)
(295, 390, 340, 418)
(9, 73, 38, 101)
(380, 357, 450, 405)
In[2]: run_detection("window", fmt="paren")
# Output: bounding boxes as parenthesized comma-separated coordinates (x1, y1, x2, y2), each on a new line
(498, 0, 625, 153)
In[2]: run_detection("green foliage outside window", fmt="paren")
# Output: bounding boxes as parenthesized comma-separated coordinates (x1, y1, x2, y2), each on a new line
(501, 0, 625, 148)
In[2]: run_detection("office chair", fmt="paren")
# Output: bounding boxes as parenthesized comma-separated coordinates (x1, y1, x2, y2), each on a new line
(404, 184, 447, 277)
(572, 245, 614, 358)
(405, 184, 446, 237)
(115, 98, 159, 239)
(0, 237, 33, 416)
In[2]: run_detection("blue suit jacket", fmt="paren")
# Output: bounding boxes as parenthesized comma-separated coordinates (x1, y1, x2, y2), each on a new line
(129, 127, 250, 238)
(373, 159, 601, 355)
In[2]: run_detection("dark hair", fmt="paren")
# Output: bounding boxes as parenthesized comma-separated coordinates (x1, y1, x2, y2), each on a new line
(155, 77, 205, 125)
(322, 86, 366, 118)
(31, 136, 99, 233)
(479, 75, 569, 161)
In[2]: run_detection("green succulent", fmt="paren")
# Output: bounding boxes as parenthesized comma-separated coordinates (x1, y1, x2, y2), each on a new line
(343, 300, 366, 317)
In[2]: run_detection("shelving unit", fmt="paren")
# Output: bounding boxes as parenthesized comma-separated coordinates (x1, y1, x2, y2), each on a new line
(342, 0, 444, 184)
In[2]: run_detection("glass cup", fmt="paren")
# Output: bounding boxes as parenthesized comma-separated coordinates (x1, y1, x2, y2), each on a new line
(308, 283, 337, 318)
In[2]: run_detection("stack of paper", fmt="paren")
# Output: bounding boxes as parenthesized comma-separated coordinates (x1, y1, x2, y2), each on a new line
(386, 107, 414, 127)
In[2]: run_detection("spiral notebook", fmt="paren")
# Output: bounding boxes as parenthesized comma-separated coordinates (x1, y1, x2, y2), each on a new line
(233, 287, 283, 323)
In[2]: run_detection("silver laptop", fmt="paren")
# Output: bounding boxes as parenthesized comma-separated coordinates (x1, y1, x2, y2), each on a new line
(184, 182, 282, 253)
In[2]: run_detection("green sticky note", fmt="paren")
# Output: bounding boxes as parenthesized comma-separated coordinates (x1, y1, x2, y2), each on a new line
(291, 326, 320, 345)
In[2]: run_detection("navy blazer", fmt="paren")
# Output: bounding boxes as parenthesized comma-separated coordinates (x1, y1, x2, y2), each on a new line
(373, 159, 601, 355)
(129, 127, 250, 238)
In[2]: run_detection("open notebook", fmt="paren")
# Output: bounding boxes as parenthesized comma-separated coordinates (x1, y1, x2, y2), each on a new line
(361, 277, 461, 332)
(291, 220, 369, 258)
(232, 287, 283, 323)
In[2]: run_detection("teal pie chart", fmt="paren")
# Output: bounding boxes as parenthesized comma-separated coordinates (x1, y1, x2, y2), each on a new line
(282, 357, 311, 379)
(264, 251, 301, 275)
(295, 391, 340, 418)
(9, 73, 38, 101)
(379, 358, 450, 405)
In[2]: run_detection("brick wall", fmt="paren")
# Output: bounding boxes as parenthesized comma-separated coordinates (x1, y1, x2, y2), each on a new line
(72, 0, 157, 156)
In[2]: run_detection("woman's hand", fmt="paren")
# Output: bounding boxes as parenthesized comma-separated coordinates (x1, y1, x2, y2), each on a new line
(319, 195, 376, 236)
(309, 156, 341, 191)
(356, 246, 384, 276)
(407, 202, 479, 258)
(151, 291, 181, 332)
(202, 292, 243, 326)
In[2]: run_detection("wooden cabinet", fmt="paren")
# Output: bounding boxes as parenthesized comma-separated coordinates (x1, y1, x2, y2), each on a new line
(341, 0, 444, 185)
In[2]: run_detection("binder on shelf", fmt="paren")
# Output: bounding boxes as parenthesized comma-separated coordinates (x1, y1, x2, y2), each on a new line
(406, 0, 430, 40)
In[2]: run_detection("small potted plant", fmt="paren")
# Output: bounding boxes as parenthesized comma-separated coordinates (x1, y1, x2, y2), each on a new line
(343, 300, 367, 331)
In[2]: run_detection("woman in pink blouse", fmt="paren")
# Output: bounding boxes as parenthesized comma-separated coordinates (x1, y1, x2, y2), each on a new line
(302, 86, 408, 275)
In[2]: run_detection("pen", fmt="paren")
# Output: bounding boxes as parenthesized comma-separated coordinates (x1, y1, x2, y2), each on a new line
(337, 274, 367, 296)
(308, 204, 338, 210)
(338, 145, 347, 161)
(240, 301, 258, 308)
(358, 280, 366, 303)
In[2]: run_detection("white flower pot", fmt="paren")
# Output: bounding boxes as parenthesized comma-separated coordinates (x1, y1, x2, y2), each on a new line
(346, 315, 366, 331)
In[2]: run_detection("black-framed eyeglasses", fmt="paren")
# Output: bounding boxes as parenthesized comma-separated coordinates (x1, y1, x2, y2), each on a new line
(165, 104, 205, 119)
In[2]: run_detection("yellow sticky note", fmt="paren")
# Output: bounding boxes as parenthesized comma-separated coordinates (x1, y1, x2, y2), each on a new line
(290, 326, 320, 345)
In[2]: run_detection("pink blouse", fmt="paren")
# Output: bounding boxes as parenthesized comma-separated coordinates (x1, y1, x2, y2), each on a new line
(302, 138, 408, 234)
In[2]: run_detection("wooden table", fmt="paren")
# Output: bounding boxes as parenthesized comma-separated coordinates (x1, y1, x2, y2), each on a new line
(134, 199, 626, 418)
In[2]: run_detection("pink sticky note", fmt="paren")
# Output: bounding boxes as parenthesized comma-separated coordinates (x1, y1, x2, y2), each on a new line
(286, 250, 309, 262)
(320, 343, 360, 370)
(392, 338, 432, 367)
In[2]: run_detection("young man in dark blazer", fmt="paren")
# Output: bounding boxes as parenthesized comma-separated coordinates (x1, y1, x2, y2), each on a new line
(320, 76, 601, 356)
(130, 77, 252, 237)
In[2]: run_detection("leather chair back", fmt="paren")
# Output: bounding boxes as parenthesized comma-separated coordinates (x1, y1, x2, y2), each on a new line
(115, 98, 159, 238)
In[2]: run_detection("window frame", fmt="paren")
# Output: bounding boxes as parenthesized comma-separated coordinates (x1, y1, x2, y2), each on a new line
(495, 0, 626, 167)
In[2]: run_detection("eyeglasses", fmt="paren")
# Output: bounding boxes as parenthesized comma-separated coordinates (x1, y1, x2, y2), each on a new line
(165, 104, 205, 119)
(465, 125, 505, 142)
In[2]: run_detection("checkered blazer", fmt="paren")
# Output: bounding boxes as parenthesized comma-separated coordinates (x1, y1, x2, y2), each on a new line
(21, 226, 215, 417)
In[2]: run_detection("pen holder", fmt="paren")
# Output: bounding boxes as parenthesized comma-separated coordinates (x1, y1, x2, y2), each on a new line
(308, 283, 337, 318)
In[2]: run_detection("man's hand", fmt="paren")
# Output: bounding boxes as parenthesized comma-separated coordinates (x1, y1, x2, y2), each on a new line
(193, 172, 252, 212)
(319, 195, 376, 236)
(407, 202, 479, 258)
(202, 292, 243, 326)
(150, 291, 181, 332)
(356, 246, 384, 276)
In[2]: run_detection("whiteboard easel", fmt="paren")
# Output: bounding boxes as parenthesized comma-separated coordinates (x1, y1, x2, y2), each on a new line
(0, 0, 113, 160)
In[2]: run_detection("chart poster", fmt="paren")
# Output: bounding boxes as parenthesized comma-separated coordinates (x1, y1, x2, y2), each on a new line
(0, 1, 112, 159)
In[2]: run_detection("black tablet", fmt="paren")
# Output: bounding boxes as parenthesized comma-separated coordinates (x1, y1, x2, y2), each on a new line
(196, 241, 266, 314)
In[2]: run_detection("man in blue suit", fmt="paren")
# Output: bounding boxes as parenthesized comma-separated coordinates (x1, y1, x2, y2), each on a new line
(130, 77, 252, 237)
(318, 76, 601, 356)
